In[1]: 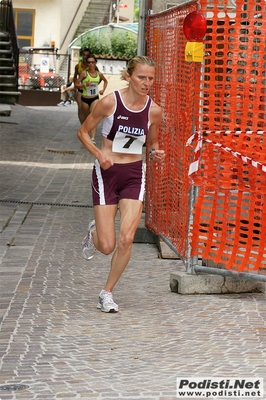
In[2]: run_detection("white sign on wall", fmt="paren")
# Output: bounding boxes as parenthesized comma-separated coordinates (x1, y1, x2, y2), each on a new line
(40, 58, 49, 73)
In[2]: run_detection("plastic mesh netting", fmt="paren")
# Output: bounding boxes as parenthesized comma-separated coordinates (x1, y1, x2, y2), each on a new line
(195, 0, 266, 131)
(146, 2, 198, 260)
(189, 130, 266, 273)
(145, 0, 266, 275)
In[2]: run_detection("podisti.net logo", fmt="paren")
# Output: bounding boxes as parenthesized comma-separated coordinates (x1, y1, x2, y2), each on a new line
(176, 377, 264, 398)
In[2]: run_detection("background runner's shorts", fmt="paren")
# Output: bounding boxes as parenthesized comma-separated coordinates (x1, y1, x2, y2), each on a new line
(92, 159, 145, 205)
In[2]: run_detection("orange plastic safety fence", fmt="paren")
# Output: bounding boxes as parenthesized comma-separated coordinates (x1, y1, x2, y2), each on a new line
(145, 2, 198, 259)
(191, 0, 266, 274)
(145, 0, 266, 276)
(189, 130, 266, 274)
(195, 0, 266, 131)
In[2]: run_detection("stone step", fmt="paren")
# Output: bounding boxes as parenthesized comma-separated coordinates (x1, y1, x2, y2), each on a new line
(0, 91, 21, 105)
(0, 40, 11, 48)
(0, 32, 9, 41)
(0, 75, 17, 83)
(0, 57, 13, 66)
(157, 238, 180, 259)
(0, 83, 18, 91)
(134, 213, 158, 244)
(0, 66, 15, 74)
(0, 104, 11, 116)
(0, 50, 12, 58)
(74, 0, 110, 39)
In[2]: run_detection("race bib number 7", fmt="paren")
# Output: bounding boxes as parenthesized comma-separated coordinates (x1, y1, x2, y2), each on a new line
(112, 131, 146, 154)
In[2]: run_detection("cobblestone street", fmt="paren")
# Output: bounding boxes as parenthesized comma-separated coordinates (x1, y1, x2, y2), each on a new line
(0, 93, 265, 399)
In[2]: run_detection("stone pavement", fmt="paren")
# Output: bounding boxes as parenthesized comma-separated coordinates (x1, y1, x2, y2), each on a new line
(0, 83, 266, 400)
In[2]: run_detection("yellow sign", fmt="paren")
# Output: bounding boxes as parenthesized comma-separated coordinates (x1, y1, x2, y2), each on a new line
(185, 42, 204, 62)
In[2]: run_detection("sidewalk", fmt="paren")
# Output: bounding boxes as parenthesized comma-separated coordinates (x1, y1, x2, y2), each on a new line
(0, 86, 266, 399)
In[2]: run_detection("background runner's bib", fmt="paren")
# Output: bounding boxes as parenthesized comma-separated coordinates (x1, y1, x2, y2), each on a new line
(112, 131, 146, 154)
(86, 83, 99, 97)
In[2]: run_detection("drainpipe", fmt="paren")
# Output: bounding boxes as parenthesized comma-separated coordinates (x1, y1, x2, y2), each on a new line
(147, 0, 152, 10)
(137, 0, 153, 56)
(137, 0, 146, 55)
(116, 0, 119, 23)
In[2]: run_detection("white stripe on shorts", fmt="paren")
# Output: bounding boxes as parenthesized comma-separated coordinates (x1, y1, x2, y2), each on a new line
(139, 164, 145, 201)
(94, 159, 106, 205)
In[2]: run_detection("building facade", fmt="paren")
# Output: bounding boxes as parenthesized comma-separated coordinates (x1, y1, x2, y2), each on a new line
(12, 0, 135, 54)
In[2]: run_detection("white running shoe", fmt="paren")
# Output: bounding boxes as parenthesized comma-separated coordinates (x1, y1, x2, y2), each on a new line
(82, 220, 96, 260)
(57, 100, 65, 106)
(97, 290, 119, 313)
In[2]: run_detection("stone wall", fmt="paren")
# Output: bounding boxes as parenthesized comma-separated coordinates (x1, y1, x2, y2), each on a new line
(151, 0, 187, 14)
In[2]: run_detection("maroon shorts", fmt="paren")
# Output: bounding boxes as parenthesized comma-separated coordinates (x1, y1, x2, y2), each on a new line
(92, 160, 145, 205)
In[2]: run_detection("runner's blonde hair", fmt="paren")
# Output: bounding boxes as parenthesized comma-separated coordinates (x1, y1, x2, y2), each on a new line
(121, 56, 156, 80)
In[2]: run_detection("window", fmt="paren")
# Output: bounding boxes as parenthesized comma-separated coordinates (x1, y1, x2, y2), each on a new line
(14, 9, 35, 49)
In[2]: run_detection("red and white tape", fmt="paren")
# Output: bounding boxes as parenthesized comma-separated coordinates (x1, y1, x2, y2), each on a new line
(187, 131, 266, 176)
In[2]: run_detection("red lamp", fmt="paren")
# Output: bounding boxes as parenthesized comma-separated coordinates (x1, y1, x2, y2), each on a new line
(183, 11, 207, 62)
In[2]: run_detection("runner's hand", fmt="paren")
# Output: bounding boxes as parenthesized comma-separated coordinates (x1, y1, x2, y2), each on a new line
(98, 154, 114, 170)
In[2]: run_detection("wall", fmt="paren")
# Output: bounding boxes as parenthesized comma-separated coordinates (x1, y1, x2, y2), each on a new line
(13, 0, 90, 54)
(151, 0, 185, 13)
(115, 0, 135, 23)
(59, 0, 91, 53)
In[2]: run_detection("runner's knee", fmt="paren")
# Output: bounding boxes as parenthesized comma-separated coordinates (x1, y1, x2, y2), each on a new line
(118, 232, 134, 250)
(97, 239, 116, 255)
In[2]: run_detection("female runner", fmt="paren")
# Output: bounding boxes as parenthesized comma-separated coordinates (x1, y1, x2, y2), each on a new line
(78, 56, 165, 312)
